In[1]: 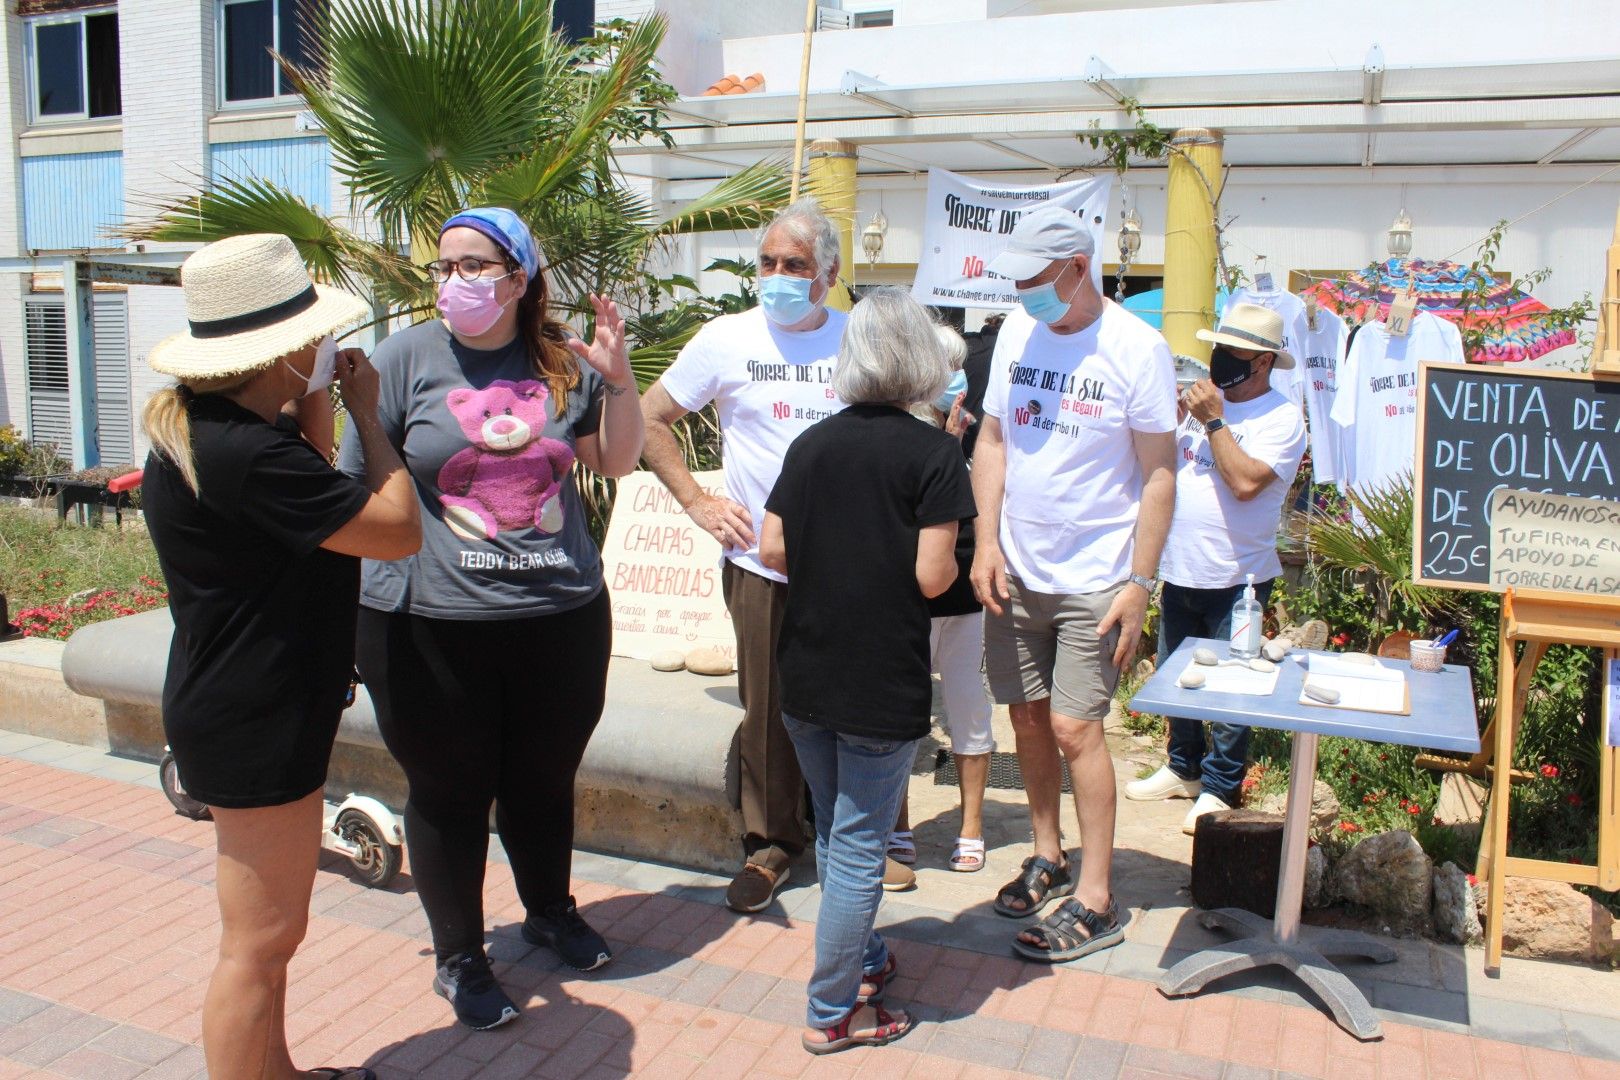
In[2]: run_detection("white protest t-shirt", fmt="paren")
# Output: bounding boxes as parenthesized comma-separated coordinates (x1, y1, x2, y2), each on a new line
(1330, 311, 1464, 496)
(1299, 306, 1349, 483)
(660, 306, 847, 581)
(1160, 389, 1307, 589)
(1224, 286, 1307, 407)
(983, 302, 1177, 594)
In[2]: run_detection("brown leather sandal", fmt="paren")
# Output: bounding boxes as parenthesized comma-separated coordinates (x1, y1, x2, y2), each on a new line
(803, 1003, 912, 1055)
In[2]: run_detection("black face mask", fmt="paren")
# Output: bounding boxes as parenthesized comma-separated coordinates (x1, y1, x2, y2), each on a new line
(1210, 345, 1256, 389)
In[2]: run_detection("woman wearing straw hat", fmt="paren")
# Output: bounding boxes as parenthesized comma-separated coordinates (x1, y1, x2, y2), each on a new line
(142, 233, 422, 1080)
(339, 207, 644, 1030)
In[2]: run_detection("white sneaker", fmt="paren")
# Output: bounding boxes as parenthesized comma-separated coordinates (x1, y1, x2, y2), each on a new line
(1182, 792, 1232, 836)
(1125, 765, 1202, 802)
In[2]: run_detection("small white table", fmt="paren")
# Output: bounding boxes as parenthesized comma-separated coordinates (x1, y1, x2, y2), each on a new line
(1129, 639, 1480, 1040)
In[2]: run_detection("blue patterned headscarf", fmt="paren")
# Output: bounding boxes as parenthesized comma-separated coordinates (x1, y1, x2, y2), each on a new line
(440, 207, 541, 279)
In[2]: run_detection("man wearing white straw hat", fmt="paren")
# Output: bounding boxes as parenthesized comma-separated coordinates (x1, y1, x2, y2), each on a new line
(970, 203, 1178, 963)
(1128, 303, 1306, 833)
(142, 233, 419, 1080)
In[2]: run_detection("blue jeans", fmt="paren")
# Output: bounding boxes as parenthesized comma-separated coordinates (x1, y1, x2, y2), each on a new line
(1160, 579, 1275, 807)
(782, 714, 918, 1028)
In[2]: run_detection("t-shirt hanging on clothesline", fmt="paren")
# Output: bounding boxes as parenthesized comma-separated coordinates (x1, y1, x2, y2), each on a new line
(1222, 285, 1307, 407)
(1329, 311, 1464, 499)
(1299, 306, 1349, 484)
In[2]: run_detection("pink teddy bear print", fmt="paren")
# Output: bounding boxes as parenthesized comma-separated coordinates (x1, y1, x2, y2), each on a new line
(438, 379, 576, 542)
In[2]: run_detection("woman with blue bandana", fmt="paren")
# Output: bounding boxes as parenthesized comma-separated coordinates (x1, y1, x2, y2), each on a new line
(340, 207, 644, 1030)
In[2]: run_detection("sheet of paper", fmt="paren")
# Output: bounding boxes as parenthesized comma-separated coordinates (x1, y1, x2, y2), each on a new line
(1307, 653, 1404, 683)
(1300, 673, 1408, 713)
(1180, 661, 1280, 697)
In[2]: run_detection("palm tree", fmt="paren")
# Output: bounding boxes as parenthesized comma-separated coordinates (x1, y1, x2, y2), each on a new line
(124, 0, 788, 379)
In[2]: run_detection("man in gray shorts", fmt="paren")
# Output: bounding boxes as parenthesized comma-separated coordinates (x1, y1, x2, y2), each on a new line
(970, 204, 1178, 962)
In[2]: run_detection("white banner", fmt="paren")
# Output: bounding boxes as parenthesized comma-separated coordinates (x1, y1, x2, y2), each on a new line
(911, 169, 1113, 310)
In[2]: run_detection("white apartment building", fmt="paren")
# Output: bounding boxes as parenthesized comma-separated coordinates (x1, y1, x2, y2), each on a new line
(2, 0, 1618, 466)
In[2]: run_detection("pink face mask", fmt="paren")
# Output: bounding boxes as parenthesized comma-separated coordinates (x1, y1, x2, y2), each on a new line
(437, 273, 513, 338)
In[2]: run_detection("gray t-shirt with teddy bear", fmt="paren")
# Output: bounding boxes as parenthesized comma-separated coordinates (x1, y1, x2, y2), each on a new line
(338, 320, 604, 620)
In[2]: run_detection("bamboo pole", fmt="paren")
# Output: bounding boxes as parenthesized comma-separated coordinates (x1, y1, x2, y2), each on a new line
(789, 0, 817, 202)
(1162, 128, 1224, 361)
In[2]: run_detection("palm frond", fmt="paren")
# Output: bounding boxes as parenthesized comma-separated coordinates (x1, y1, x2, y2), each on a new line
(475, 13, 668, 212)
(1304, 473, 1454, 619)
(283, 0, 571, 245)
(120, 174, 406, 294)
(653, 157, 793, 238)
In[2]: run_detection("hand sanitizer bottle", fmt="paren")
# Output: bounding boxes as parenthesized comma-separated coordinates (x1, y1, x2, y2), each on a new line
(1229, 573, 1262, 660)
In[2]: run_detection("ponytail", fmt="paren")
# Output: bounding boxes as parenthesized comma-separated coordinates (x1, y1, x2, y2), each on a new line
(141, 372, 257, 495)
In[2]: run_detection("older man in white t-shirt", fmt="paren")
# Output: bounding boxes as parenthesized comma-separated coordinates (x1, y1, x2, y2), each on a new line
(1127, 304, 1307, 833)
(971, 205, 1178, 963)
(641, 199, 850, 914)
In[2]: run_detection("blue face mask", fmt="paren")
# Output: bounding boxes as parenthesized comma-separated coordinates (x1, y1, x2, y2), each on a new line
(934, 369, 969, 413)
(1017, 263, 1075, 325)
(759, 273, 820, 326)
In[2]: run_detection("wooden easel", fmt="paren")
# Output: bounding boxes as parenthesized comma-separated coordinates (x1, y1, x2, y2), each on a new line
(1477, 588, 1620, 970)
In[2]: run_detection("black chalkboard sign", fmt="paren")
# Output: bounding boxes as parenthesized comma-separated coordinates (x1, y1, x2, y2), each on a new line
(1413, 363, 1620, 592)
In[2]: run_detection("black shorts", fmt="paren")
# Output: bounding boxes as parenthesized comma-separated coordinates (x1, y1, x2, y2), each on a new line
(163, 692, 346, 810)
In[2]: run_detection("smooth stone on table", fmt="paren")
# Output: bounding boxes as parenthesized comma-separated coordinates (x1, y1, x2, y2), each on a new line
(1193, 647, 1220, 666)
(683, 646, 734, 676)
(649, 650, 686, 672)
(1261, 636, 1294, 663)
(1330, 828, 1433, 929)
(1302, 680, 1340, 704)
(1190, 809, 1283, 918)
(1177, 668, 1207, 689)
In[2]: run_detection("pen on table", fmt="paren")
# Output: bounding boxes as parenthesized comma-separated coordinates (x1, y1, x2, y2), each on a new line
(1434, 629, 1459, 648)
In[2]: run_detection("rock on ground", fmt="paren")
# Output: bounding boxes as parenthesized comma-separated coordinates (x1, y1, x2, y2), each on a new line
(1258, 778, 1341, 832)
(1498, 876, 1618, 963)
(1432, 860, 1481, 944)
(1330, 829, 1433, 928)
(1304, 844, 1330, 909)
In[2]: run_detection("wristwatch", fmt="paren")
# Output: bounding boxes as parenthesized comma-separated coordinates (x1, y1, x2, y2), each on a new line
(1127, 572, 1157, 593)
(1204, 417, 1226, 434)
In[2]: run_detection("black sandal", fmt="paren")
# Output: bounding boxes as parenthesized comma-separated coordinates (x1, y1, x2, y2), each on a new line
(992, 854, 1074, 918)
(1012, 896, 1124, 962)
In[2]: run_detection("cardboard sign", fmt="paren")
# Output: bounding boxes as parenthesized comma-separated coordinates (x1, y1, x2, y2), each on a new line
(600, 470, 734, 661)
(910, 168, 1111, 309)
(1413, 362, 1620, 593)
(1486, 489, 1620, 595)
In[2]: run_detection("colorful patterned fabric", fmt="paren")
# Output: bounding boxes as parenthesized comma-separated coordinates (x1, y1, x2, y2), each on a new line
(1300, 258, 1575, 364)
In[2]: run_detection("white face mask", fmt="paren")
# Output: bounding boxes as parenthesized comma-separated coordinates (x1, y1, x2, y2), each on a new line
(286, 335, 338, 397)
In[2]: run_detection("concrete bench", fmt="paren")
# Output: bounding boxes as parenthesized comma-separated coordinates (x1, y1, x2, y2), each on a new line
(56, 608, 745, 871)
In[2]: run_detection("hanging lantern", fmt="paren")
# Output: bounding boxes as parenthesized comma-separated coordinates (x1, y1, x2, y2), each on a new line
(861, 208, 888, 268)
(1387, 208, 1413, 258)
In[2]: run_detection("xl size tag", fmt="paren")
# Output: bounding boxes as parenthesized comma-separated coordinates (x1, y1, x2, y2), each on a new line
(1387, 293, 1418, 337)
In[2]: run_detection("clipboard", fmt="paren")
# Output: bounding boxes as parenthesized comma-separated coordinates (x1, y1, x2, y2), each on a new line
(1296, 653, 1412, 716)
(1298, 676, 1412, 716)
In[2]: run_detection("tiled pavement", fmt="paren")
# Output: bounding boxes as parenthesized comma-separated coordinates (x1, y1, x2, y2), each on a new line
(1, 735, 1618, 1080)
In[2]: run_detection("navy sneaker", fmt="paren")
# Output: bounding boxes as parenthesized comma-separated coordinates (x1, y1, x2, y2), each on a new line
(521, 896, 612, 971)
(433, 949, 518, 1030)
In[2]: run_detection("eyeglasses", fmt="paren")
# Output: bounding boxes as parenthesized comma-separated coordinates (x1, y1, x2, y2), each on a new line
(423, 257, 513, 284)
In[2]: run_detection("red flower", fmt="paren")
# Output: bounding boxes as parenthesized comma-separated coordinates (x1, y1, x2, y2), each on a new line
(1565, 793, 1582, 807)
(1539, 763, 1560, 779)
(1332, 633, 1350, 646)
(1339, 821, 1362, 833)
(1407, 805, 1421, 815)
(1379, 753, 1389, 762)
(1349, 773, 1359, 784)
(1466, 873, 1478, 886)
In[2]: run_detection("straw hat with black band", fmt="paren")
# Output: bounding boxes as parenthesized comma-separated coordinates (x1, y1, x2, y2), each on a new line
(1194, 303, 1297, 369)
(148, 234, 371, 379)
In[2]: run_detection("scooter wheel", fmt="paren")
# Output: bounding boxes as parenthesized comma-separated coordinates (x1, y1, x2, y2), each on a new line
(335, 809, 401, 889)
(159, 751, 213, 821)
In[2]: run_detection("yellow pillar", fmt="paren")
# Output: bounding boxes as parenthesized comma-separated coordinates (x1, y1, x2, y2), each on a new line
(1161, 128, 1224, 361)
(806, 139, 856, 311)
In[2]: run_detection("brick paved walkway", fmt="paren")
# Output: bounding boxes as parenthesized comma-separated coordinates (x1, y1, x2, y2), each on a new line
(2, 750, 1618, 1080)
